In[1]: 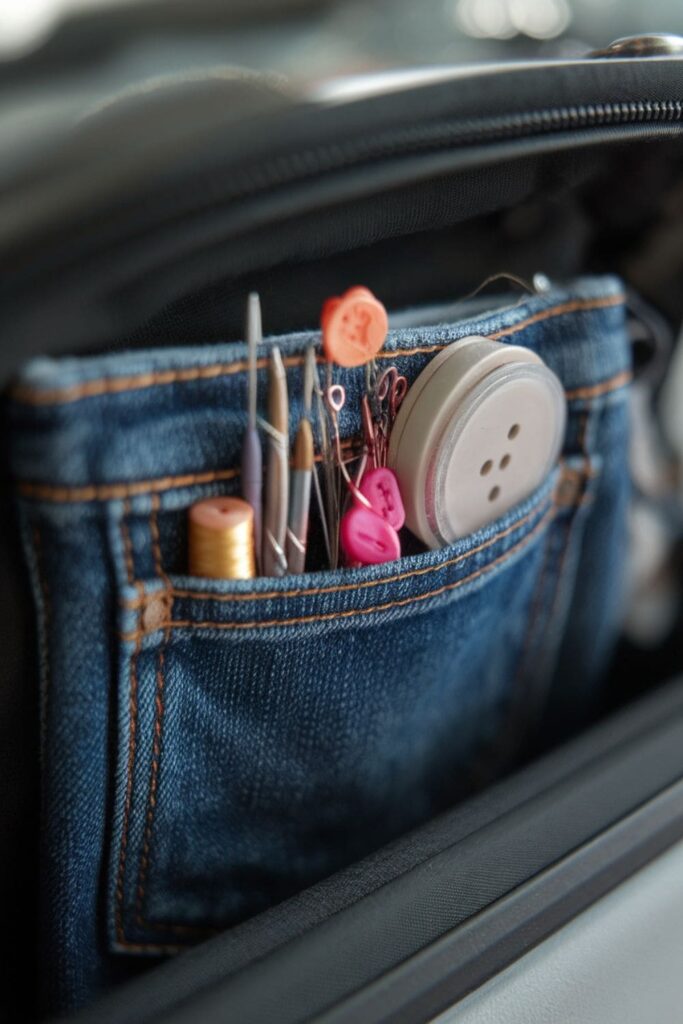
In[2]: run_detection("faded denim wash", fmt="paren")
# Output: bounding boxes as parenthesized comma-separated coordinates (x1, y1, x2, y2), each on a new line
(10, 276, 631, 1012)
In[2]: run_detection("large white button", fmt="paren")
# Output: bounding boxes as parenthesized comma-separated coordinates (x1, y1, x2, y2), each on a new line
(388, 336, 566, 546)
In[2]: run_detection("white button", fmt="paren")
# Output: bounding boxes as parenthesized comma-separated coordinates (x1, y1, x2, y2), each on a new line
(388, 336, 566, 546)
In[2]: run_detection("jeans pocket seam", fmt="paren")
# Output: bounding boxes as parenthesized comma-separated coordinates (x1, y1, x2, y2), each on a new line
(496, 441, 600, 767)
(110, 426, 604, 947)
(13, 294, 626, 411)
(114, 501, 147, 950)
(118, 500, 557, 647)
(470, 468, 594, 785)
(163, 497, 551, 608)
(128, 498, 210, 940)
(539, 411, 599, 650)
(114, 499, 562, 946)
(115, 500, 200, 951)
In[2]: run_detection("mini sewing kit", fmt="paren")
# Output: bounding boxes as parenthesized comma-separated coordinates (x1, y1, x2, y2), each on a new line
(188, 283, 567, 580)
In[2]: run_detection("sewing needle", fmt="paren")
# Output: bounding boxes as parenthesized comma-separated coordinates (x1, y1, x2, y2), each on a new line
(241, 292, 263, 572)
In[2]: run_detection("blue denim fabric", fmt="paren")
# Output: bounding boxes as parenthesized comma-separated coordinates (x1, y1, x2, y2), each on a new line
(10, 276, 631, 1013)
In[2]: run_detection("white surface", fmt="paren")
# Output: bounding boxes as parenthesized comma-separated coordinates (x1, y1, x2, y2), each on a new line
(435, 838, 683, 1024)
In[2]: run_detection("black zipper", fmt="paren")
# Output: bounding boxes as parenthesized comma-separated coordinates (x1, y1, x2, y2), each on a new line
(2, 94, 682, 358)
(6, 97, 683, 279)
(225, 99, 683, 203)
(91, 99, 683, 248)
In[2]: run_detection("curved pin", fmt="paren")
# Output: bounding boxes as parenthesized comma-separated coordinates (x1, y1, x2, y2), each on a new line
(326, 383, 346, 414)
(325, 384, 373, 510)
(376, 366, 397, 401)
(360, 394, 378, 473)
(377, 366, 408, 421)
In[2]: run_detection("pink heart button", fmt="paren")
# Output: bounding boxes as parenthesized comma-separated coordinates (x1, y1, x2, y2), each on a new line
(359, 466, 405, 530)
(340, 503, 401, 565)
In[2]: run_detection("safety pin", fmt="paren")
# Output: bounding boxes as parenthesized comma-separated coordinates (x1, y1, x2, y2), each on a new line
(376, 366, 408, 425)
(368, 366, 408, 467)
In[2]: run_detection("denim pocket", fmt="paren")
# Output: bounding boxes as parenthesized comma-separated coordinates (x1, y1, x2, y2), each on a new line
(109, 458, 597, 951)
(11, 276, 632, 1000)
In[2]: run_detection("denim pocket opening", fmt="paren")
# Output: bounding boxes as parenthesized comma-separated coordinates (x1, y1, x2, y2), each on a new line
(9, 278, 632, 1015)
(108, 461, 599, 954)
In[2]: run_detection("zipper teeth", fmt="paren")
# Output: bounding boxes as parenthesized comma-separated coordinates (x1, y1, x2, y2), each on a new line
(5, 98, 682, 285)
(226, 100, 683, 200)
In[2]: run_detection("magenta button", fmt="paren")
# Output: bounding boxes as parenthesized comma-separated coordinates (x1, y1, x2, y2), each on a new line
(359, 466, 405, 530)
(340, 503, 401, 565)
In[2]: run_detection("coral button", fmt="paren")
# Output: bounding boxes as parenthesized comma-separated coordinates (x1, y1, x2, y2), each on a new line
(321, 286, 389, 367)
(359, 467, 405, 530)
(340, 503, 401, 565)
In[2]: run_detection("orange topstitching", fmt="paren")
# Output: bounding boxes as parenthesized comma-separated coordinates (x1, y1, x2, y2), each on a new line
(122, 504, 556, 641)
(115, 490, 568, 947)
(13, 293, 624, 408)
(115, 503, 144, 948)
(125, 489, 553, 609)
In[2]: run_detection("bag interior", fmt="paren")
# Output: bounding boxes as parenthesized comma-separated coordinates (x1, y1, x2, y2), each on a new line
(1, 69, 682, 1019)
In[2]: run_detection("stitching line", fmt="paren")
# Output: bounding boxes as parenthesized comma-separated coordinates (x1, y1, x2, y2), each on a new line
(483, 454, 591, 776)
(16, 439, 360, 505)
(114, 937, 186, 954)
(115, 501, 189, 952)
(123, 505, 557, 640)
(15, 369, 631, 506)
(133, 645, 167, 929)
(487, 295, 622, 341)
(13, 294, 624, 408)
(133, 500, 213, 937)
(520, 417, 593, 729)
(149, 494, 172, 591)
(517, 423, 594, 678)
(19, 468, 240, 506)
(127, 493, 553, 609)
(564, 370, 631, 401)
(493, 497, 560, 767)
(115, 501, 145, 948)
(514, 503, 561, 701)
(121, 506, 138, 587)
(541, 410, 594, 638)
(134, 498, 167, 930)
(12, 351, 310, 406)
(117, 496, 562, 946)
(30, 297, 622, 946)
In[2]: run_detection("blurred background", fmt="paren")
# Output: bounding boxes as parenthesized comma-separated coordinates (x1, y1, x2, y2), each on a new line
(2, 0, 683, 94)
(2, 0, 682, 169)
(2, 0, 683, 70)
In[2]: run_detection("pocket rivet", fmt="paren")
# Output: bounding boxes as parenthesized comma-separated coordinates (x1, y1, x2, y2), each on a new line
(555, 469, 584, 507)
(142, 591, 172, 633)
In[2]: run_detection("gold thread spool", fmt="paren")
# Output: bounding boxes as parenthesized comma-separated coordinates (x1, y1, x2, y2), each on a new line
(188, 497, 255, 579)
